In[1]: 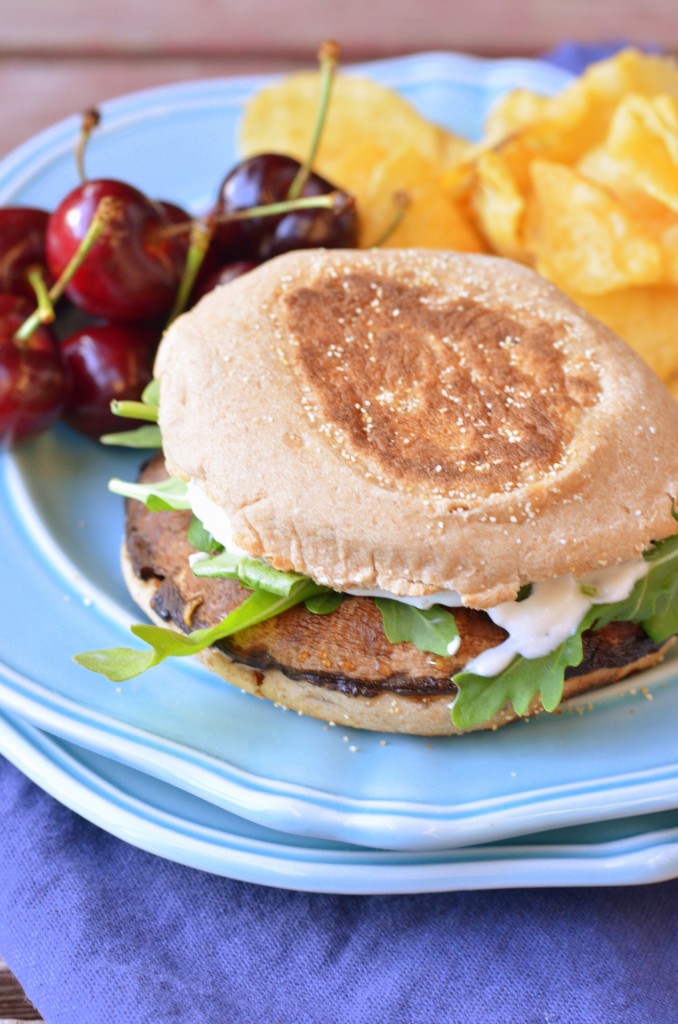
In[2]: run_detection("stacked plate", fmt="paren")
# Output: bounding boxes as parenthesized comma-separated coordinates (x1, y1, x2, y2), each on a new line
(2, 53, 678, 893)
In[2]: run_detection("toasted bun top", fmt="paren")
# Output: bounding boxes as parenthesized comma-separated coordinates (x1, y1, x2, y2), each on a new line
(156, 249, 678, 608)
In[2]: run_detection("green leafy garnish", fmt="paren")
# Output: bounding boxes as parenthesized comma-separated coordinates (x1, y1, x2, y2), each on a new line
(110, 378, 159, 424)
(451, 634, 584, 729)
(74, 578, 327, 682)
(375, 598, 459, 658)
(187, 515, 223, 554)
(591, 534, 678, 641)
(109, 399, 159, 423)
(192, 550, 308, 596)
(100, 424, 163, 449)
(100, 378, 162, 447)
(108, 476, 190, 511)
(451, 532, 678, 729)
(141, 378, 160, 406)
(305, 592, 345, 615)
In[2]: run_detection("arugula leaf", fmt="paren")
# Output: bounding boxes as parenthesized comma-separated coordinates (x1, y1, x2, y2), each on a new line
(191, 550, 308, 596)
(588, 535, 678, 639)
(110, 378, 160, 424)
(375, 598, 459, 658)
(110, 399, 159, 423)
(187, 515, 223, 554)
(642, 593, 678, 642)
(305, 592, 345, 615)
(108, 476, 190, 512)
(74, 578, 327, 682)
(452, 633, 584, 729)
(634, 533, 678, 639)
(451, 532, 678, 729)
(100, 424, 163, 449)
(141, 378, 160, 406)
(101, 378, 162, 446)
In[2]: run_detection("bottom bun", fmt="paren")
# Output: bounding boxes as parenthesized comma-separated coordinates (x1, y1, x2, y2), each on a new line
(121, 543, 674, 736)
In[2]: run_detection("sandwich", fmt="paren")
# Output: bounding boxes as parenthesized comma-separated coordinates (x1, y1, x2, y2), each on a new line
(77, 249, 678, 735)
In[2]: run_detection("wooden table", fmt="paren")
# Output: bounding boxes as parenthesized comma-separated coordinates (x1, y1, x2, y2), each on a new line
(3, 0, 677, 158)
(0, 958, 41, 1022)
(2, 2, 677, 1020)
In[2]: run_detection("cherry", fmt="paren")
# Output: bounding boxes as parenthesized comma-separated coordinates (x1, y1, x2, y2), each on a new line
(168, 195, 346, 325)
(155, 199, 191, 229)
(60, 322, 157, 438)
(0, 207, 51, 299)
(0, 294, 69, 447)
(211, 42, 357, 262)
(157, 199, 224, 303)
(192, 259, 257, 302)
(213, 154, 358, 261)
(46, 180, 188, 322)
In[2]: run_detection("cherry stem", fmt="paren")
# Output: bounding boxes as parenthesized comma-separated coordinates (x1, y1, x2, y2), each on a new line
(26, 265, 55, 325)
(287, 40, 340, 201)
(368, 190, 412, 248)
(161, 192, 352, 239)
(224, 190, 350, 221)
(75, 108, 101, 184)
(163, 193, 352, 323)
(14, 196, 116, 343)
(166, 216, 215, 326)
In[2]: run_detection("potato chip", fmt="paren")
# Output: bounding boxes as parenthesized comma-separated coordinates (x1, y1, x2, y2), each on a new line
(484, 89, 551, 144)
(524, 160, 664, 294)
(569, 285, 678, 383)
(239, 73, 467, 176)
(360, 146, 486, 252)
(604, 94, 678, 213)
(484, 51, 678, 168)
(578, 143, 678, 282)
(545, 48, 678, 159)
(470, 145, 533, 260)
(316, 141, 389, 206)
(438, 131, 474, 168)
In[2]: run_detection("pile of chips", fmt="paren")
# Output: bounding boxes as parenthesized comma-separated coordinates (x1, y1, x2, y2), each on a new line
(240, 50, 678, 397)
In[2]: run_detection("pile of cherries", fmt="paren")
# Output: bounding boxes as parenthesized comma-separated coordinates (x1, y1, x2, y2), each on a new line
(0, 43, 358, 448)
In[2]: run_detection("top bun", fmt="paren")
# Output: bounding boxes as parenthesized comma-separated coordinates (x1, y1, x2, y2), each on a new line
(156, 249, 678, 609)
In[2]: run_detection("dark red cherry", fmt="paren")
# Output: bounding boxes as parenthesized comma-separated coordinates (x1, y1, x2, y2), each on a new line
(0, 294, 69, 447)
(155, 199, 191, 228)
(213, 153, 358, 262)
(46, 180, 188, 321)
(192, 259, 257, 302)
(0, 207, 51, 298)
(60, 322, 157, 438)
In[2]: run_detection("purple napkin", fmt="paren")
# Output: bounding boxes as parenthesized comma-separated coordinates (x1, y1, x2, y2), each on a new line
(2, 41, 676, 1024)
(541, 39, 660, 73)
(2, 755, 677, 1024)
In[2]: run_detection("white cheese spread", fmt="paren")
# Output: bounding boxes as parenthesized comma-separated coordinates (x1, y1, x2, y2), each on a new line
(465, 557, 649, 676)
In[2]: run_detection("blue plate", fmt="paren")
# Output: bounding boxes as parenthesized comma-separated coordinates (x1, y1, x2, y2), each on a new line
(2, 53, 678, 856)
(3, 707, 678, 892)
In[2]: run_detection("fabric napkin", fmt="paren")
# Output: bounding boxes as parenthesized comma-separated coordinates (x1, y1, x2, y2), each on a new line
(541, 38, 661, 72)
(2, 753, 678, 1024)
(2, 41, 676, 1024)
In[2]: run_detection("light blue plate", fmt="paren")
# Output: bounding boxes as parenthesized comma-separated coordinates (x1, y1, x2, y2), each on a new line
(3, 706, 678, 892)
(2, 53, 678, 856)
